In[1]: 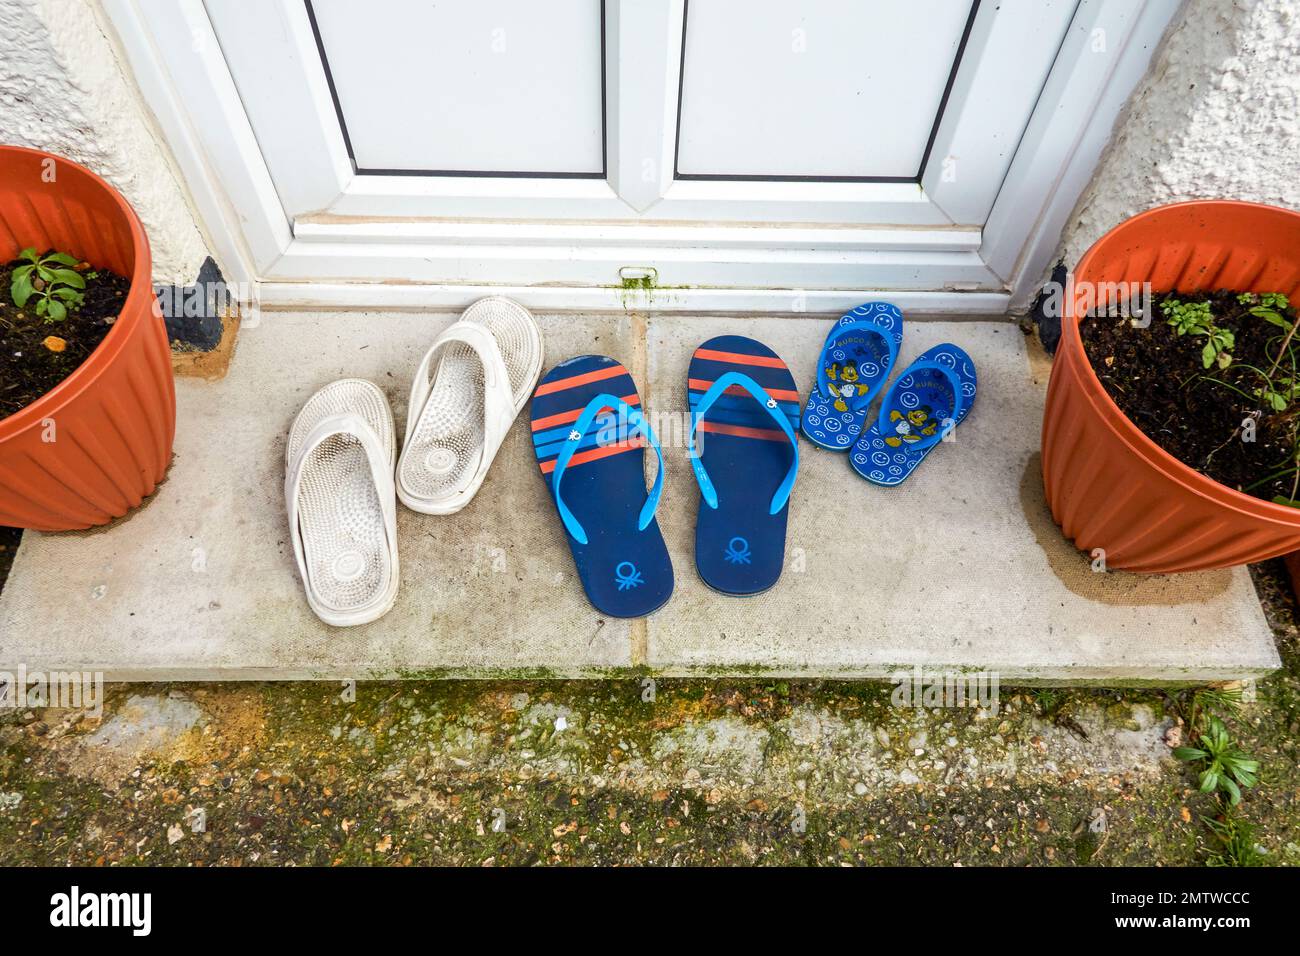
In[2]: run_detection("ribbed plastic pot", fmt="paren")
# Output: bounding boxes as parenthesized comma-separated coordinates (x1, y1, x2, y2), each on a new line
(1041, 200, 1300, 572)
(0, 147, 175, 531)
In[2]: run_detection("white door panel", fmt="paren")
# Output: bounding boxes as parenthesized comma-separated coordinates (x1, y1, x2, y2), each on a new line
(108, 0, 1183, 305)
(308, 0, 605, 175)
(676, 0, 972, 180)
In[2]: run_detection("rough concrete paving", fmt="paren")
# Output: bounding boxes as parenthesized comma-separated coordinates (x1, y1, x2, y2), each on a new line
(0, 311, 636, 678)
(646, 317, 1279, 680)
(2, 555, 1298, 865)
(2, 682, 1211, 865)
(0, 311, 1280, 681)
(1, 537, 1298, 868)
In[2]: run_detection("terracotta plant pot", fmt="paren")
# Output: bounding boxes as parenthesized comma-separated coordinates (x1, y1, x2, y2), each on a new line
(0, 147, 175, 531)
(1042, 199, 1300, 573)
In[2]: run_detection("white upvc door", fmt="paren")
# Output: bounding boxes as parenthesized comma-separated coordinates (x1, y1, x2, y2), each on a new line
(105, 0, 1184, 311)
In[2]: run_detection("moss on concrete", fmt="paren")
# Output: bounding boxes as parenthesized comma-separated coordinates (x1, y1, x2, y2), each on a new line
(1, 560, 1297, 866)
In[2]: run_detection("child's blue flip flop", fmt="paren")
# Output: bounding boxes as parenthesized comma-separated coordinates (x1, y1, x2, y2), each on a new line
(849, 343, 976, 486)
(687, 336, 800, 595)
(531, 355, 673, 618)
(801, 302, 903, 450)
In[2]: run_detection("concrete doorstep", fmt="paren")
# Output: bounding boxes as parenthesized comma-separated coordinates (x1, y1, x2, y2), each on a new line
(0, 311, 1280, 682)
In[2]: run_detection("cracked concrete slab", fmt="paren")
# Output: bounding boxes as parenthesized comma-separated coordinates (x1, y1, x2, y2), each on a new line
(0, 311, 1280, 682)
(0, 311, 635, 678)
(642, 316, 1279, 681)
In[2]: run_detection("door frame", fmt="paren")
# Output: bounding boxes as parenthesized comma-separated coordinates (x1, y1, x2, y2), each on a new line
(103, 0, 1183, 314)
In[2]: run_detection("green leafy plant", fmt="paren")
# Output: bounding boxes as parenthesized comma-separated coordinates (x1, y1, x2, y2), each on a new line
(1031, 688, 1062, 715)
(1253, 375, 1300, 412)
(1162, 297, 1213, 335)
(1187, 292, 1300, 507)
(1237, 290, 1290, 312)
(1254, 292, 1300, 381)
(1162, 297, 1234, 369)
(1242, 293, 1300, 504)
(1171, 686, 1264, 866)
(1203, 362, 1300, 415)
(1203, 812, 1264, 867)
(1173, 716, 1259, 805)
(1202, 328, 1236, 370)
(1190, 687, 1244, 723)
(9, 246, 85, 322)
(1199, 293, 1300, 404)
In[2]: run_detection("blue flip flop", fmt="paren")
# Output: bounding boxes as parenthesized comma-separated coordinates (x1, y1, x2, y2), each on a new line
(801, 302, 903, 450)
(849, 343, 977, 486)
(531, 355, 673, 617)
(687, 336, 800, 595)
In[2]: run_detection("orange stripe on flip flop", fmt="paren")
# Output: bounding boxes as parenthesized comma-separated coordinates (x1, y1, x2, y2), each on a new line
(698, 421, 790, 442)
(537, 438, 646, 473)
(693, 348, 787, 369)
(531, 394, 641, 431)
(533, 363, 629, 396)
(687, 378, 799, 403)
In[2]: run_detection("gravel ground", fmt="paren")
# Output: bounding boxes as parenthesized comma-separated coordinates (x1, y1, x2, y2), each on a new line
(1, 559, 1297, 866)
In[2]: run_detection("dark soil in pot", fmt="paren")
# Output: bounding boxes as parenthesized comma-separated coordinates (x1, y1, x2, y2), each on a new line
(0, 253, 130, 418)
(1080, 289, 1300, 507)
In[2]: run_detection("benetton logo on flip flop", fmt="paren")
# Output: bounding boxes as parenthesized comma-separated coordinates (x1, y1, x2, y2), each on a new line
(614, 562, 644, 590)
(724, 537, 752, 564)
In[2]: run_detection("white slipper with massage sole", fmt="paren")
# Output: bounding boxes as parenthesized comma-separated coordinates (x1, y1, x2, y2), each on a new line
(285, 379, 399, 627)
(397, 297, 543, 514)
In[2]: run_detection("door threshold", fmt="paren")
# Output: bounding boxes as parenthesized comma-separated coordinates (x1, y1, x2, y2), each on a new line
(254, 282, 1012, 316)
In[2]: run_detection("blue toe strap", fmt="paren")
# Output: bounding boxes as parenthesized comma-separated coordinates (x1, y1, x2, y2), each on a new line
(876, 360, 967, 453)
(552, 392, 664, 546)
(689, 371, 799, 515)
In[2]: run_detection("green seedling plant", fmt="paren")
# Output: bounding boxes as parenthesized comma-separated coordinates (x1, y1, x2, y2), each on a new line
(9, 246, 85, 322)
(1203, 812, 1264, 867)
(1189, 686, 1243, 724)
(1249, 293, 1300, 505)
(1172, 686, 1264, 865)
(1256, 293, 1298, 375)
(1173, 716, 1259, 806)
(1183, 292, 1300, 506)
(1252, 374, 1300, 412)
(1162, 297, 1233, 369)
(1031, 688, 1063, 715)
(1237, 290, 1290, 316)
(1236, 292, 1300, 378)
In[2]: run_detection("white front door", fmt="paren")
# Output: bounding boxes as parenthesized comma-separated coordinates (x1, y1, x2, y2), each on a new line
(676, 0, 972, 181)
(304, 0, 607, 178)
(108, 0, 1183, 310)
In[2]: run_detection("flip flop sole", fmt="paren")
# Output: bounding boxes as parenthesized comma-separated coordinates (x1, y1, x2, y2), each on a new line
(285, 379, 398, 626)
(688, 336, 800, 595)
(531, 355, 673, 618)
(801, 303, 902, 450)
(398, 299, 543, 513)
(850, 343, 977, 486)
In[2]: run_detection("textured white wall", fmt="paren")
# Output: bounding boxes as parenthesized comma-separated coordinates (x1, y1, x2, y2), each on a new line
(1058, 0, 1300, 267)
(0, 0, 208, 283)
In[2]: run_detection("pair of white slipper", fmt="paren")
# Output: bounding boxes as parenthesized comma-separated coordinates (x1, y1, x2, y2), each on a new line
(284, 297, 544, 627)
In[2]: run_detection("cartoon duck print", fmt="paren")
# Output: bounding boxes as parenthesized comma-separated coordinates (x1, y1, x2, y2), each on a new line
(826, 360, 871, 412)
(884, 406, 939, 447)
